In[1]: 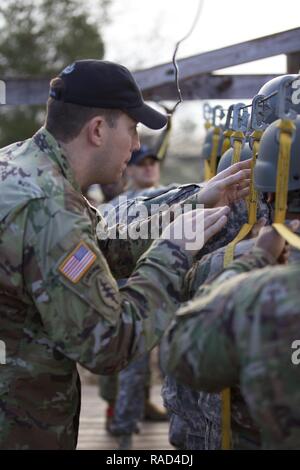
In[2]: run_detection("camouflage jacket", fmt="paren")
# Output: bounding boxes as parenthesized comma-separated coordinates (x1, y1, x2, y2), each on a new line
(183, 239, 259, 450)
(162, 196, 271, 450)
(163, 240, 260, 450)
(0, 128, 193, 449)
(166, 248, 300, 449)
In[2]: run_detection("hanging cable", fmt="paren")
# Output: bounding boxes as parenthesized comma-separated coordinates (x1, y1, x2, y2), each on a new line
(171, 0, 205, 114)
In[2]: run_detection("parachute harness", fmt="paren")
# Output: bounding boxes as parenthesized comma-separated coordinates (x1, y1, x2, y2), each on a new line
(221, 106, 264, 450)
(272, 119, 300, 248)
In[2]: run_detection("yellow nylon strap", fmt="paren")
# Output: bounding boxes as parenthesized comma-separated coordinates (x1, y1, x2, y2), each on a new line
(247, 146, 259, 225)
(221, 388, 231, 450)
(223, 165, 258, 264)
(223, 223, 254, 267)
(273, 224, 300, 249)
(231, 131, 245, 165)
(247, 130, 263, 220)
(221, 227, 250, 450)
(272, 119, 300, 249)
(221, 224, 247, 450)
(221, 130, 233, 155)
(203, 122, 213, 181)
(209, 127, 221, 178)
(274, 120, 295, 224)
(221, 132, 260, 450)
(204, 160, 211, 181)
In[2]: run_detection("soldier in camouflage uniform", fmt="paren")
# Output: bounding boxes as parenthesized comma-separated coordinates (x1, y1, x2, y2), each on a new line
(166, 224, 300, 449)
(166, 112, 300, 450)
(100, 180, 220, 446)
(165, 76, 300, 450)
(102, 165, 258, 446)
(99, 147, 190, 440)
(162, 130, 271, 449)
(162, 196, 271, 450)
(0, 59, 250, 449)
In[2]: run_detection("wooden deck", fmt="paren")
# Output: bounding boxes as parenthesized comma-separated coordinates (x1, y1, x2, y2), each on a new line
(77, 381, 173, 450)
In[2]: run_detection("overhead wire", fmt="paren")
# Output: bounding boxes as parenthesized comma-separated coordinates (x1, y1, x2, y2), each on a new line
(171, 0, 205, 114)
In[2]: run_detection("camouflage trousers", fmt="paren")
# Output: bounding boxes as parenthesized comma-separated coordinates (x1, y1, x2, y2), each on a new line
(162, 375, 221, 450)
(168, 414, 187, 450)
(99, 354, 150, 434)
(163, 375, 261, 449)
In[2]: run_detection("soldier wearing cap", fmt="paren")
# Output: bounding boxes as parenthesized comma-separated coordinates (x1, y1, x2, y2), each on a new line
(0, 59, 252, 449)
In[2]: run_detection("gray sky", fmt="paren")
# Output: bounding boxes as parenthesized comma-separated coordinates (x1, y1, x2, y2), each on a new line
(102, 0, 300, 73)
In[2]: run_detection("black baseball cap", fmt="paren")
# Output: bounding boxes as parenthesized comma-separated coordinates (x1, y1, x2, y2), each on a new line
(49, 59, 168, 130)
(129, 144, 159, 166)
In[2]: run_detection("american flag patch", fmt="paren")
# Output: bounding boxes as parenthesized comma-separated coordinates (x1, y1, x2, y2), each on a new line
(58, 241, 97, 283)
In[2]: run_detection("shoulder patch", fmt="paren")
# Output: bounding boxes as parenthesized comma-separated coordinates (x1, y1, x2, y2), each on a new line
(58, 241, 97, 283)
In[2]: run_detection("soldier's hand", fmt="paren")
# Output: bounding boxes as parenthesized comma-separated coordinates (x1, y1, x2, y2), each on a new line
(198, 160, 251, 208)
(162, 206, 230, 256)
(255, 220, 300, 263)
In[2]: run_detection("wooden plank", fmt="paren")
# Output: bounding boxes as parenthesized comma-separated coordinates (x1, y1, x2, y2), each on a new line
(2, 27, 298, 105)
(287, 52, 300, 73)
(142, 74, 279, 101)
(77, 382, 173, 450)
(134, 28, 300, 90)
(1, 74, 279, 105)
(2, 78, 49, 106)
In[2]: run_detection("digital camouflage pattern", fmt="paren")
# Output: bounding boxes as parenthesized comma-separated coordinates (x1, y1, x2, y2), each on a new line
(168, 413, 188, 449)
(162, 196, 272, 450)
(163, 241, 258, 450)
(103, 185, 269, 445)
(182, 238, 259, 450)
(166, 248, 300, 449)
(0, 128, 193, 449)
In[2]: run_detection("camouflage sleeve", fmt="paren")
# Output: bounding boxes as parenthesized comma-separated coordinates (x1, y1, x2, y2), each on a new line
(183, 239, 255, 299)
(23, 197, 193, 375)
(181, 197, 271, 299)
(98, 184, 203, 278)
(166, 248, 276, 391)
(195, 247, 277, 296)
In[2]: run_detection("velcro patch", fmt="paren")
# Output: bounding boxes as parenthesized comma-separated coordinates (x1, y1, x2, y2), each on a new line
(58, 241, 97, 283)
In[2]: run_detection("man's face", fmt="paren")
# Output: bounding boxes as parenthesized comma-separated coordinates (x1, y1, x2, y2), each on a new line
(93, 112, 140, 184)
(101, 172, 128, 202)
(128, 157, 160, 189)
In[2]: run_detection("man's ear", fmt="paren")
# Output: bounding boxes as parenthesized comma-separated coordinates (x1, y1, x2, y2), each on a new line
(86, 116, 106, 147)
